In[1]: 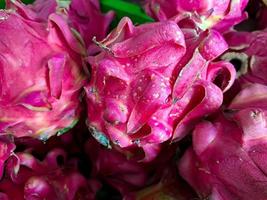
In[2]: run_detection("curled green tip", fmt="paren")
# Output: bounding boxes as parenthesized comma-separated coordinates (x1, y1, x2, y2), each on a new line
(57, 119, 79, 136)
(89, 125, 112, 149)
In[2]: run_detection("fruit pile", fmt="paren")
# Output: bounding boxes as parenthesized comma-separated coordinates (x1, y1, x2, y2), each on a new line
(0, 0, 266, 199)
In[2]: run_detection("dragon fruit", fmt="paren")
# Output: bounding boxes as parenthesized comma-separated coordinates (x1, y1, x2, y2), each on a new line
(85, 17, 235, 161)
(0, 3, 87, 140)
(0, 148, 100, 200)
(178, 112, 267, 200)
(7, 0, 114, 54)
(179, 77, 267, 199)
(85, 139, 148, 196)
(85, 137, 180, 197)
(181, 30, 267, 197)
(144, 0, 249, 31)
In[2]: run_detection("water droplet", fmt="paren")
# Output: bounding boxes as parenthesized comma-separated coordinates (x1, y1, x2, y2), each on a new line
(0, 12, 9, 21)
(113, 140, 120, 145)
(153, 93, 160, 98)
(250, 110, 259, 118)
(39, 134, 48, 142)
(132, 139, 141, 147)
(160, 83, 166, 87)
(90, 87, 97, 93)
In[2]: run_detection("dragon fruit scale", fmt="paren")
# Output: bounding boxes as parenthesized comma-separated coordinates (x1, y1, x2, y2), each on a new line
(144, 0, 249, 31)
(0, 3, 86, 140)
(85, 17, 235, 161)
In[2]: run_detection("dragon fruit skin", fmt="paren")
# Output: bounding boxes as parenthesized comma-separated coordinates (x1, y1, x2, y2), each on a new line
(0, 148, 101, 200)
(229, 83, 267, 148)
(179, 114, 267, 200)
(144, 0, 249, 31)
(85, 17, 235, 161)
(0, 4, 86, 140)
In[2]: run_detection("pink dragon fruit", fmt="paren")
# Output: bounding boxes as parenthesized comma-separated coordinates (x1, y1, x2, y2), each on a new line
(7, 0, 114, 54)
(85, 137, 180, 197)
(85, 17, 235, 161)
(85, 139, 148, 196)
(144, 0, 249, 31)
(179, 113, 267, 200)
(0, 3, 87, 140)
(0, 148, 101, 200)
(179, 79, 267, 199)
